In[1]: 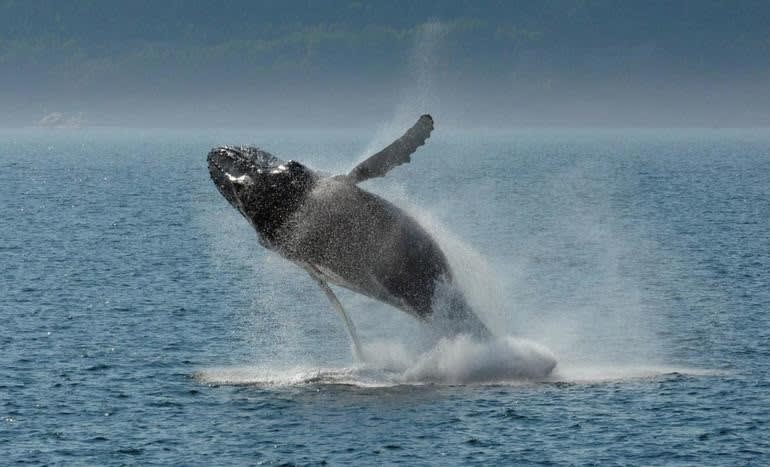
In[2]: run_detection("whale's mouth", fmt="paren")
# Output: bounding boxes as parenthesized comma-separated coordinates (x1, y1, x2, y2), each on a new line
(207, 149, 240, 208)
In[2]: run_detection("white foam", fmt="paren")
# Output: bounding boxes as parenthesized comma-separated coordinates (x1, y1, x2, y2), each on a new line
(195, 361, 721, 389)
(401, 335, 557, 384)
(196, 334, 559, 387)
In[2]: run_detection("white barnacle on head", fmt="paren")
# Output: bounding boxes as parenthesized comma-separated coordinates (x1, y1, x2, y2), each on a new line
(225, 173, 254, 186)
(271, 164, 287, 174)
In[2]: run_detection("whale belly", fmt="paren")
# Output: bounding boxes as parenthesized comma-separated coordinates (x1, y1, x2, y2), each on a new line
(278, 179, 450, 319)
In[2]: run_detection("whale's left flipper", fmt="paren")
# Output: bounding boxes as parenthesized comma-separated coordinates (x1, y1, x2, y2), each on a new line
(304, 264, 365, 362)
(345, 114, 434, 184)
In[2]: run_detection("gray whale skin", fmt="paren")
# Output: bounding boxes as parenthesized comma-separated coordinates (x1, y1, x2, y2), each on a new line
(207, 115, 490, 340)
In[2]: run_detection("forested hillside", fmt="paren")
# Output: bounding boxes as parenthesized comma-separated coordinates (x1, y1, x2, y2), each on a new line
(2, 1, 768, 126)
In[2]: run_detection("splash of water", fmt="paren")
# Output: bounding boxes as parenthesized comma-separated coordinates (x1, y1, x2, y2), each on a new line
(356, 21, 450, 164)
(196, 334, 556, 386)
(382, 335, 556, 383)
(195, 334, 720, 387)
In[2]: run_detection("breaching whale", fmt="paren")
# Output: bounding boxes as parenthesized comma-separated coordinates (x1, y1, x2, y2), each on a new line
(207, 115, 490, 355)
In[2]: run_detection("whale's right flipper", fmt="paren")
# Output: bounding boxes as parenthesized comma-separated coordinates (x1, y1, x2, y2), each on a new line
(304, 264, 365, 362)
(345, 114, 434, 184)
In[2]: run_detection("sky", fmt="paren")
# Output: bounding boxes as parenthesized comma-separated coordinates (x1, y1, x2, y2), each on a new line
(1, 0, 769, 128)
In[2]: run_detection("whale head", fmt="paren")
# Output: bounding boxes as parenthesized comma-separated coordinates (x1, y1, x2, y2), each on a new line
(207, 146, 316, 244)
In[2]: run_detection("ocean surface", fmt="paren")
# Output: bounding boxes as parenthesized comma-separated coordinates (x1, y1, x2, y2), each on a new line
(1, 126, 769, 465)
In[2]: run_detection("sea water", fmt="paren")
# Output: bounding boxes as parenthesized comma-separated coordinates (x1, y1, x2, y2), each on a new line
(1, 127, 769, 464)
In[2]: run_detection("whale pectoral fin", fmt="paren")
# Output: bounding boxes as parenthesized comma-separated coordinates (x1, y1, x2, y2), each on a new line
(344, 114, 434, 184)
(303, 264, 364, 362)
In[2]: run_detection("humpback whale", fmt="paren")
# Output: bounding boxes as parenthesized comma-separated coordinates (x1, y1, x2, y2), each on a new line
(207, 115, 490, 354)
